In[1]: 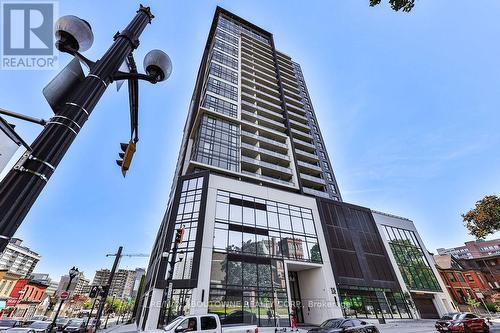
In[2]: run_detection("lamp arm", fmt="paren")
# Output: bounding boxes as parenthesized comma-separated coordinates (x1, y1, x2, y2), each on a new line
(111, 72, 158, 83)
(56, 42, 96, 69)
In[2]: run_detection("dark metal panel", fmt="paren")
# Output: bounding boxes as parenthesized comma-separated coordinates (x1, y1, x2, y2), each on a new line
(316, 198, 402, 291)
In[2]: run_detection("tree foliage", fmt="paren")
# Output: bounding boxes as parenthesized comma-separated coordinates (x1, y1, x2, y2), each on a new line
(370, 0, 415, 12)
(462, 195, 500, 239)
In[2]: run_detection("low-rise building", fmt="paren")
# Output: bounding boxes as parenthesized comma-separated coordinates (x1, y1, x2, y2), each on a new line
(372, 211, 456, 319)
(57, 272, 90, 298)
(435, 254, 492, 310)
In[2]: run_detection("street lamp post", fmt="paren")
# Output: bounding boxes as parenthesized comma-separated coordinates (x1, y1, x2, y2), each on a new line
(0, 5, 172, 253)
(51, 267, 79, 328)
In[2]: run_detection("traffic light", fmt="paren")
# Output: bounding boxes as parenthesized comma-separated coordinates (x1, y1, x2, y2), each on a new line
(89, 285, 99, 298)
(116, 140, 136, 177)
(174, 227, 185, 244)
(99, 285, 109, 298)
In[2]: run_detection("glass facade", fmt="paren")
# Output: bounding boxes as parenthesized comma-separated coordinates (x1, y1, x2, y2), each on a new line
(208, 190, 322, 327)
(202, 94, 238, 118)
(193, 115, 240, 172)
(213, 191, 322, 262)
(382, 225, 441, 292)
(339, 288, 411, 319)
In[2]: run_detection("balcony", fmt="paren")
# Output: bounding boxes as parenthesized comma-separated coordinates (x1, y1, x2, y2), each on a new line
(241, 83, 282, 105)
(241, 110, 286, 132)
(241, 156, 292, 175)
(297, 160, 323, 173)
(285, 96, 304, 109)
(241, 130, 288, 150)
(289, 118, 310, 131)
(241, 57, 276, 78)
(241, 68, 279, 91)
(242, 50, 276, 73)
(241, 45, 275, 67)
(241, 100, 283, 122)
(241, 170, 294, 186)
(295, 148, 319, 162)
(303, 187, 331, 199)
(286, 102, 306, 116)
(241, 142, 290, 163)
(300, 173, 326, 185)
(287, 109, 308, 123)
(241, 76, 280, 98)
(291, 127, 313, 141)
(293, 137, 316, 151)
(241, 92, 283, 114)
(242, 63, 278, 85)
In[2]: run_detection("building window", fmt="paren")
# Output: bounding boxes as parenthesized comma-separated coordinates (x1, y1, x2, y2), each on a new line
(193, 115, 239, 172)
(209, 62, 238, 85)
(382, 225, 441, 292)
(211, 50, 238, 70)
(206, 77, 238, 101)
(213, 38, 239, 57)
(215, 28, 239, 46)
(213, 191, 321, 263)
(166, 177, 204, 282)
(202, 94, 238, 118)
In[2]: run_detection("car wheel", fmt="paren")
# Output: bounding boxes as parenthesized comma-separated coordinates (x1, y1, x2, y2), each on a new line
(483, 323, 490, 333)
(464, 325, 472, 333)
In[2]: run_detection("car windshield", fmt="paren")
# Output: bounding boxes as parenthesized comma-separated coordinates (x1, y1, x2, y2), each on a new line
(67, 320, 83, 326)
(29, 322, 50, 329)
(164, 316, 184, 331)
(319, 319, 343, 328)
(0, 320, 17, 327)
(441, 313, 460, 320)
(55, 319, 68, 323)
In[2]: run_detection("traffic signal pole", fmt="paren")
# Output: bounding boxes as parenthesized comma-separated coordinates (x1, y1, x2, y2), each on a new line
(0, 6, 154, 252)
(95, 246, 123, 329)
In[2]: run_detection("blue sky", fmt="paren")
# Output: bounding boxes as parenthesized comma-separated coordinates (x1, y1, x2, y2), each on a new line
(1, 0, 499, 281)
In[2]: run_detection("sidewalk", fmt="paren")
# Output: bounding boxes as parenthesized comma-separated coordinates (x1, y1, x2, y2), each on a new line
(99, 323, 138, 333)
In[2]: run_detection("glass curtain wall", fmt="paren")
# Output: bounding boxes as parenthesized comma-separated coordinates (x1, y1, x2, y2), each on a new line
(209, 190, 322, 327)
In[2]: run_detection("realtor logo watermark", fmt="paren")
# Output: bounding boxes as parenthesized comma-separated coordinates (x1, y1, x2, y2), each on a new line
(1, 1, 58, 70)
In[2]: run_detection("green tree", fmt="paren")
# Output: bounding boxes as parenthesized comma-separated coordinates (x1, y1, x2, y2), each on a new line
(462, 195, 500, 239)
(370, 0, 415, 12)
(466, 296, 480, 312)
(83, 300, 93, 310)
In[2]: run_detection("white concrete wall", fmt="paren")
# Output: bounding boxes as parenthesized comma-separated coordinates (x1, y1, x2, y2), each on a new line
(196, 174, 342, 323)
(372, 211, 455, 317)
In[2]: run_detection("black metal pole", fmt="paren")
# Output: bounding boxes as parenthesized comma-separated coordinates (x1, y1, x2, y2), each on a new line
(85, 297, 98, 329)
(95, 246, 122, 329)
(51, 274, 75, 327)
(0, 5, 154, 252)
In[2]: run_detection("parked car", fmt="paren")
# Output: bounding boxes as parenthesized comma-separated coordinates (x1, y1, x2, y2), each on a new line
(62, 320, 86, 333)
(435, 312, 489, 333)
(162, 314, 258, 333)
(27, 321, 54, 333)
(3, 328, 35, 333)
(28, 318, 46, 323)
(85, 319, 101, 329)
(54, 318, 69, 331)
(0, 320, 21, 331)
(307, 318, 379, 333)
(220, 310, 258, 325)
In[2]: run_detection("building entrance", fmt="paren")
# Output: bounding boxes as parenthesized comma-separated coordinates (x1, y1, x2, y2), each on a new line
(288, 271, 304, 324)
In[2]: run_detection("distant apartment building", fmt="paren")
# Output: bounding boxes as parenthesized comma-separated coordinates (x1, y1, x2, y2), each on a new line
(458, 255, 500, 291)
(92, 269, 138, 299)
(132, 268, 146, 298)
(31, 273, 58, 297)
(0, 238, 40, 277)
(437, 238, 500, 259)
(57, 272, 90, 298)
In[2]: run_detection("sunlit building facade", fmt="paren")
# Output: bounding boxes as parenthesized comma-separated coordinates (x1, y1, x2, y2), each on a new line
(138, 7, 453, 330)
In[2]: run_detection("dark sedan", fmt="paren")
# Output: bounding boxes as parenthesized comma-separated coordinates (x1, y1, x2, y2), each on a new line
(308, 318, 379, 333)
(27, 321, 54, 333)
(435, 312, 489, 333)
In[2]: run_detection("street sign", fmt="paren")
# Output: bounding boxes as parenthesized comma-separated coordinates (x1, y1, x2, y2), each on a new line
(60, 291, 69, 300)
(476, 292, 484, 299)
(0, 116, 24, 174)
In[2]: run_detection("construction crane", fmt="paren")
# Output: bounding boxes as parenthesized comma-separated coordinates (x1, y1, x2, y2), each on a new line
(105, 253, 149, 258)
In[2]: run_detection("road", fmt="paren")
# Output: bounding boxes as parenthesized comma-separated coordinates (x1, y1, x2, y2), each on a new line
(378, 322, 500, 333)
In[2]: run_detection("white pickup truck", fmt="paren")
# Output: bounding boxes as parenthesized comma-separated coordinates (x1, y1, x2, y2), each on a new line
(160, 314, 258, 333)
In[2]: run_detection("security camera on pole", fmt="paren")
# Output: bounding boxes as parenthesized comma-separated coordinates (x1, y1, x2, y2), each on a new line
(0, 5, 172, 253)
